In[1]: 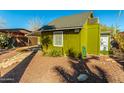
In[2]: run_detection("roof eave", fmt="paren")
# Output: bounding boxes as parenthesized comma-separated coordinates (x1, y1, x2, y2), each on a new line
(41, 26, 83, 32)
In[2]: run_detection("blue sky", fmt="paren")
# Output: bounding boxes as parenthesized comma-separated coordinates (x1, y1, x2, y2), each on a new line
(0, 10, 124, 31)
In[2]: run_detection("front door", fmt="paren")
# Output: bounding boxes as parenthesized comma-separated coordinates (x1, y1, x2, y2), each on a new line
(100, 35, 109, 51)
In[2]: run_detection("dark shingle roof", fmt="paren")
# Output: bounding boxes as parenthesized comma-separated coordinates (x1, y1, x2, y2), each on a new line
(41, 12, 93, 31)
(0, 28, 31, 34)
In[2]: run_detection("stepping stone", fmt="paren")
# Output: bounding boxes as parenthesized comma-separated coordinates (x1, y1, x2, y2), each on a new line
(77, 74, 88, 81)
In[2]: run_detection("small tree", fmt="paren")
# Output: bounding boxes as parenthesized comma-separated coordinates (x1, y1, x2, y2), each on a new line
(28, 17, 42, 31)
(114, 33, 124, 51)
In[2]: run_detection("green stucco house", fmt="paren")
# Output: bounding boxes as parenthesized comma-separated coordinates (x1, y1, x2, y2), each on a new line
(40, 12, 100, 57)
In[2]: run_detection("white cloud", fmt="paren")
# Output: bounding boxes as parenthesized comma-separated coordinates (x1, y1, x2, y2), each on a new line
(0, 16, 6, 28)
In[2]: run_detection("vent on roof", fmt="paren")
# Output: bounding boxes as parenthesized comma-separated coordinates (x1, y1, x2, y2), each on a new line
(88, 18, 99, 25)
(74, 29, 80, 33)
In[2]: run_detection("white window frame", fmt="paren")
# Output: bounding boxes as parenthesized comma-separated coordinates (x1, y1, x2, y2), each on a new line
(53, 31, 63, 47)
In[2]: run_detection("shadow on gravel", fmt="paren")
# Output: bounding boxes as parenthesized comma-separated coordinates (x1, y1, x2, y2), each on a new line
(109, 55, 124, 70)
(54, 57, 108, 83)
(0, 49, 38, 83)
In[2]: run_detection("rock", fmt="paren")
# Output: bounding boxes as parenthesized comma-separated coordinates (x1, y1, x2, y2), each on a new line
(77, 74, 88, 81)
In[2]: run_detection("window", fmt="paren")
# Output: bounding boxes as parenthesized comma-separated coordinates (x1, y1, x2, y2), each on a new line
(53, 31, 63, 47)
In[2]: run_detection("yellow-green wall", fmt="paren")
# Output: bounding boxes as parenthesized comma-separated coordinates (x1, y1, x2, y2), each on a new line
(87, 24, 100, 55)
(41, 30, 81, 56)
(41, 23, 100, 56)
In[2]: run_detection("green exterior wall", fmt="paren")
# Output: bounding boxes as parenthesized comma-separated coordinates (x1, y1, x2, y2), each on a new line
(80, 23, 88, 55)
(63, 30, 81, 56)
(41, 30, 81, 56)
(87, 24, 100, 55)
(41, 22, 100, 56)
(80, 22, 100, 55)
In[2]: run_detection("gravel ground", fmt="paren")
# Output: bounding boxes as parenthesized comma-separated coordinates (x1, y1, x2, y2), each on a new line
(0, 46, 38, 82)
(0, 49, 17, 63)
(20, 51, 75, 83)
(85, 55, 124, 83)
(20, 51, 124, 83)
(0, 51, 32, 77)
(1, 49, 124, 83)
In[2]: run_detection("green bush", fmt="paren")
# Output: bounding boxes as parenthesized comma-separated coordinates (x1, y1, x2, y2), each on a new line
(0, 32, 10, 49)
(41, 36, 52, 51)
(66, 48, 79, 58)
(109, 50, 113, 55)
(47, 48, 62, 57)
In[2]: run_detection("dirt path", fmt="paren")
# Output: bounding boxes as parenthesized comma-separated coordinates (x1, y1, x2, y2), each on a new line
(20, 51, 75, 83)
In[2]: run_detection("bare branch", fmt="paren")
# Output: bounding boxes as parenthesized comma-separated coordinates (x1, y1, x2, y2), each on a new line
(28, 17, 42, 31)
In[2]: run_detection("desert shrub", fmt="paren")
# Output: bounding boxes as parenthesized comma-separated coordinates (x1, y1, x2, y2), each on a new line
(111, 33, 124, 60)
(0, 32, 10, 49)
(66, 48, 79, 58)
(47, 48, 62, 57)
(114, 33, 124, 51)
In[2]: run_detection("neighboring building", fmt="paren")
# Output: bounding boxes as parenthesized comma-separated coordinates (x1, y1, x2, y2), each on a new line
(119, 31, 124, 35)
(40, 12, 100, 56)
(0, 28, 38, 47)
(0, 28, 31, 36)
(27, 31, 41, 46)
